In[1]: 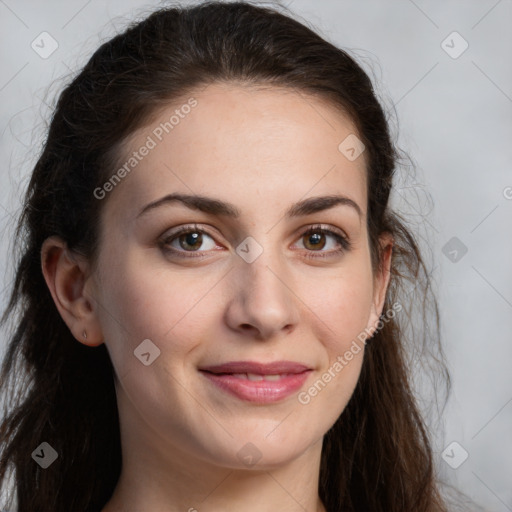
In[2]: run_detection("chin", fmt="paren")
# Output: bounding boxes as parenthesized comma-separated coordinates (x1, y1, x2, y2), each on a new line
(197, 424, 320, 471)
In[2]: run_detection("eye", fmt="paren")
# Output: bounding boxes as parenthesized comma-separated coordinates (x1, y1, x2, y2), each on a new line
(159, 223, 351, 260)
(160, 224, 220, 257)
(293, 225, 351, 258)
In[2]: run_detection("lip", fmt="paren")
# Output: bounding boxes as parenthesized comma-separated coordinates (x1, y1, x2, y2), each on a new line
(198, 360, 312, 403)
(199, 360, 311, 375)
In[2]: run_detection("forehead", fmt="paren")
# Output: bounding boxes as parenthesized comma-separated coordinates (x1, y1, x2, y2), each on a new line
(103, 82, 368, 224)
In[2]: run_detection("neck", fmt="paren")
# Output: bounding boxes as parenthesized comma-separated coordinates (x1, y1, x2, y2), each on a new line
(101, 435, 326, 512)
(101, 378, 328, 512)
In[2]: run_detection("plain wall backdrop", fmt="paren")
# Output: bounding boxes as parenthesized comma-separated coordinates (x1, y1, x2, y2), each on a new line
(0, 0, 511, 510)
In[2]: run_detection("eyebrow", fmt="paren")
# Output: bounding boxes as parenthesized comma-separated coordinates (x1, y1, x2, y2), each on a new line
(136, 193, 363, 220)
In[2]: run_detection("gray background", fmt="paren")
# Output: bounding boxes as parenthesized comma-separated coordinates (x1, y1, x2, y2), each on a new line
(0, 1, 511, 510)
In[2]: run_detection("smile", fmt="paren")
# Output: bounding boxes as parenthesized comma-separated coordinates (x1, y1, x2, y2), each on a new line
(198, 360, 312, 403)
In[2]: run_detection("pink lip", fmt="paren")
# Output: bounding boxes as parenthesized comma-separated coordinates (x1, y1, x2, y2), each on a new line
(199, 360, 311, 375)
(199, 360, 312, 403)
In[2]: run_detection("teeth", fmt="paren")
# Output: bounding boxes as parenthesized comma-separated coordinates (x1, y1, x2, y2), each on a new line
(263, 374, 281, 381)
(230, 373, 286, 381)
(247, 373, 264, 381)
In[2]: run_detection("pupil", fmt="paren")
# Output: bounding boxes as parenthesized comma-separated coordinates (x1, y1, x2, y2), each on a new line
(181, 232, 202, 250)
(306, 232, 325, 250)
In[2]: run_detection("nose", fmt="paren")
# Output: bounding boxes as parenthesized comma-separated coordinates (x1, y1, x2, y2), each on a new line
(224, 253, 300, 340)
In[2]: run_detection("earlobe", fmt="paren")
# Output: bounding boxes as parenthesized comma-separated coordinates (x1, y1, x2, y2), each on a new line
(366, 233, 394, 336)
(40, 236, 103, 347)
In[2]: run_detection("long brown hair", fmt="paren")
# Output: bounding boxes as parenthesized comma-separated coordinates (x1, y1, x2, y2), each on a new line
(0, 2, 451, 510)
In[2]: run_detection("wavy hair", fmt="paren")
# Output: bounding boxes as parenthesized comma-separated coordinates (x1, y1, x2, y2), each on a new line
(0, 2, 451, 510)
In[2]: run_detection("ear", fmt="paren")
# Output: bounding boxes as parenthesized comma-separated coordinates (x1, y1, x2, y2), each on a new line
(366, 232, 394, 337)
(41, 236, 103, 347)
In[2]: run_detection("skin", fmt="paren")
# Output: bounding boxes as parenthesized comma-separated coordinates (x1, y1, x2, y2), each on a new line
(41, 82, 393, 512)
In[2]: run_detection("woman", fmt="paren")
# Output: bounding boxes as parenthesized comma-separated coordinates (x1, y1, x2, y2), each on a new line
(0, 1, 454, 510)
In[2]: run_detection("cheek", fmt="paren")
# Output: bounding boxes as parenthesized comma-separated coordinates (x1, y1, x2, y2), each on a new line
(301, 263, 375, 352)
(293, 262, 373, 406)
(95, 252, 219, 372)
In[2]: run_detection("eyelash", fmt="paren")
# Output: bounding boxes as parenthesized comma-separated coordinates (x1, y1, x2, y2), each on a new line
(159, 223, 352, 260)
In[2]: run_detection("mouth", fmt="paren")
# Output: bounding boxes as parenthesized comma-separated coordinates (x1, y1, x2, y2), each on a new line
(198, 360, 312, 403)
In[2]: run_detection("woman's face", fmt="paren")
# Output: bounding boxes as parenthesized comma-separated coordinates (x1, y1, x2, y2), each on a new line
(87, 82, 391, 470)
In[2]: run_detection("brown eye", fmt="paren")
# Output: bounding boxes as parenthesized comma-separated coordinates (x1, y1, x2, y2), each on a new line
(294, 226, 351, 258)
(177, 232, 204, 251)
(302, 231, 326, 250)
(162, 227, 218, 254)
